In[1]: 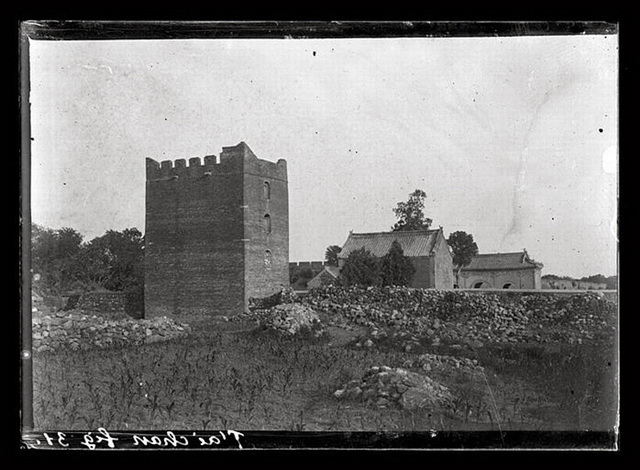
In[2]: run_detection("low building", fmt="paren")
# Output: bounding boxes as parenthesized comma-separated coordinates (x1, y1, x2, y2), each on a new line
(458, 250, 543, 289)
(337, 228, 454, 289)
(307, 265, 341, 289)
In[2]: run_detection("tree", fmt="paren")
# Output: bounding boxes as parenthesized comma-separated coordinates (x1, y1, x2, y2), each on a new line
(447, 231, 479, 287)
(380, 240, 415, 287)
(80, 228, 145, 291)
(31, 224, 85, 293)
(324, 245, 342, 267)
(392, 189, 433, 232)
(340, 247, 381, 287)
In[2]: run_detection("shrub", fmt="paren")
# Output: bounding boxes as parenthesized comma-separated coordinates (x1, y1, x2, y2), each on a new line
(340, 248, 381, 287)
(380, 240, 416, 287)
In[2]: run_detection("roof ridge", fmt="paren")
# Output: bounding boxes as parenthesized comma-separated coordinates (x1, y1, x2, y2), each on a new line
(350, 229, 439, 236)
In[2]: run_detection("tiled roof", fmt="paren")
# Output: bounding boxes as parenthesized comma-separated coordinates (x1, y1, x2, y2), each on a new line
(338, 230, 442, 258)
(462, 252, 543, 271)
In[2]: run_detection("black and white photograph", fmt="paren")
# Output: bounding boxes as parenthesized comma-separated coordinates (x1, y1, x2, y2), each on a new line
(20, 21, 619, 450)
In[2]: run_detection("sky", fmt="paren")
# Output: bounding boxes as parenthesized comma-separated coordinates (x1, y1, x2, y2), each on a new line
(28, 33, 618, 278)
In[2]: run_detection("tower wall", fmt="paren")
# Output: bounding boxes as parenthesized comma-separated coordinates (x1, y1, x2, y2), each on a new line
(243, 155, 289, 303)
(145, 142, 288, 318)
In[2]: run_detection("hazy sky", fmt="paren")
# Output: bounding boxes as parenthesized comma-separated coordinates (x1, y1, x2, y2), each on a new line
(29, 33, 618, 278)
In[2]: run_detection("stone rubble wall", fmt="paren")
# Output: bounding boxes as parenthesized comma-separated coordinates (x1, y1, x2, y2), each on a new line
(32, 311, 191, 354)
(291, 285, 617, 346)
(63, 290, 145, 319)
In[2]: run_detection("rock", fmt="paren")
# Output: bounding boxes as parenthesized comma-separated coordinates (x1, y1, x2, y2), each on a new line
(334, 389, 345, 398)
(376, 397, 390, 407)
(400, 388, 430, 410)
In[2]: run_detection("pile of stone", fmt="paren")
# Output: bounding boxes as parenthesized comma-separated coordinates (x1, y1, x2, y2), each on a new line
(32, 311, 191, 353)
(242, 303, 324, 336)
(300, 285, 616, 346)
(333, 366, 454, 411)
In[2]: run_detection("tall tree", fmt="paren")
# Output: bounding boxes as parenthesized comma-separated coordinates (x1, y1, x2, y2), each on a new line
(324, 245, 342, 267)
(447, 231, 479, 287)
(380, 240, 416, 287)
(31, 224, 85, 293)
(392, 189, 433, 232)
(340, 247, 381, 287)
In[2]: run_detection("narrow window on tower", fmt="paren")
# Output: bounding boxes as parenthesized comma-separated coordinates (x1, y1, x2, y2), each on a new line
(264, 250, 272, 270)
(264, 181, 271, 200)
(264, 214, 271, 235)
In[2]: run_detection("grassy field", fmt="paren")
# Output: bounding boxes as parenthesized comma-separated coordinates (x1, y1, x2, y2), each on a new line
(31, 314, 618, 433)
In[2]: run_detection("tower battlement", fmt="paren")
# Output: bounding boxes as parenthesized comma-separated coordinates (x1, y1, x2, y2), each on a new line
(146, 142, 287, 182)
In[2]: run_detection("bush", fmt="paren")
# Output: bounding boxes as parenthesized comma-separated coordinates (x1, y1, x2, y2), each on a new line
(340, 248, 381, 287)
(380, 240, 415, 287)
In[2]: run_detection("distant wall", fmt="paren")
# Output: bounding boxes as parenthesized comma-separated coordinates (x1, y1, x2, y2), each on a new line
(290, 261, 328, 271)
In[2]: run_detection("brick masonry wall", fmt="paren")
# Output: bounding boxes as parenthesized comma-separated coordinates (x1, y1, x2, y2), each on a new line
(145, 143, 288, 318)
(243, 152, 289, 304)
(145, 154, 245, 317)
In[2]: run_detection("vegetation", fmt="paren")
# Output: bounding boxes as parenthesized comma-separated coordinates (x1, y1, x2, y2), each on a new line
(543, 274, 618, 290)
(32, 305, 617, 432)
(289, 266, 315, 290)
(392, 189, 433, 232)
(579, 274, 618, 290)
(379, 240, 415, 287)
(446, 231, 479, 286)
(324, 245, 342, 267)
(31, 223, 144, 295)
(339, 248, 381, 287)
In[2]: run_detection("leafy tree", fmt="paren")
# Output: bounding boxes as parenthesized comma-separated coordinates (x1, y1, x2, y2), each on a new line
(380, 240, 415, 287)
(31, 224, 85, 293)
(447, 230, 479, 286)
(579, 274, 607, 285)
(81, 228, 145, 291)
(392, 189, 433, 232)
(340, 247, 381, 287)
(324, 245, 342, 267)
